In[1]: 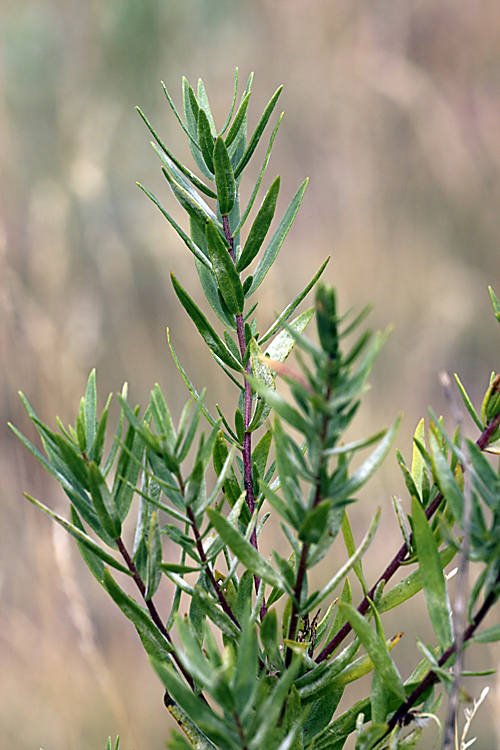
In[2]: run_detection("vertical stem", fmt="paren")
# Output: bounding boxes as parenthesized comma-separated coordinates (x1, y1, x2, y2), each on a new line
(222, 214, 263, 608)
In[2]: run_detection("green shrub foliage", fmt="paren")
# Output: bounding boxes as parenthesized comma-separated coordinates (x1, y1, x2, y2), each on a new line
(12, 71, 500, 750)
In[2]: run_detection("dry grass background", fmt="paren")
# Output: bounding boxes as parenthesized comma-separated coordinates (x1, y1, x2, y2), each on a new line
(2, 1, 500, 748)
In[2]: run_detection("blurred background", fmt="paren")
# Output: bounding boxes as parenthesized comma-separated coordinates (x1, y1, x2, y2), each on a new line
(2, 0, 500, 747)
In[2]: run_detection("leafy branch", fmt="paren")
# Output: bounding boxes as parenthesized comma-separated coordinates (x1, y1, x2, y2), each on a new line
(12, 70, 500, 750)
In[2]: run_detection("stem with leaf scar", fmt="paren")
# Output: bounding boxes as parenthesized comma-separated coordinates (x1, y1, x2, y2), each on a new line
(222, 214, 265, 610)
(315, 408, 500, 664)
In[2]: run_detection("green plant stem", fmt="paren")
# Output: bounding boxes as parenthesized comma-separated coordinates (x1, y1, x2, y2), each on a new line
(315, 409, 500, 665)
(115, 536, 198, 693)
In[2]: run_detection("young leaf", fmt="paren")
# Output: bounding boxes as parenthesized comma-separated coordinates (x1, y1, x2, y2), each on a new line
(411, 497, 453, 652)
(213, 137, 236, 216)
(206, 221, 244, 315)
(145, 511, 163, 600)
(234, 85, 283, 179)
(88, 462, 122, 540)
(198, 108, 215, 174)
(225, 91, 251, 147)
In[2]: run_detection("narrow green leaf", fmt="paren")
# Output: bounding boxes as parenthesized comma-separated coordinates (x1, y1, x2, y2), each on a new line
(113, 418, 145, 521)
(237, 177, 280, 271)
(103, 569, 173, 661)
(264, 307, 315, 362)
(306, 509, 380, 611)
(83, 369, 98, 453)
(259, 258, 330, 345)
(219, 68, 239, 136)
(489, 285, 500, 324)
(88, 462, 121, 539)
(171, 273, 243, 372)
(213, 137, 235, 216)
(225, 91, 251, 146)
(411, 497, 453, 651)
(207, 508, 289, 592)
(163, 168, 218, 227)
(246, 179, 309, 296)
(136, 107, 217, 198)
(234, 86, 283, 179)
(330, 415, 402, 503)
(197, 78, 217, 135)
(145, 511, 163, 600)
(198, 108, 215, 174)
(429, 430, 464, 524)
(25, 493, 130, 575)
(137, 184, 213, 271)
(206, 221, 244, 315)
(71, 506, 105, 583)
(339, 602, 406, 701)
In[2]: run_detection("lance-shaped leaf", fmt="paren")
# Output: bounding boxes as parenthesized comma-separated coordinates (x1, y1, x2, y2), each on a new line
(234, 85, 283, 179)
(411, 497, 453, 652)
(378, 543, 456, 613)
(171, 273, 243, 372)
(197, 78, 217, 135)
(429, 430, 464, 524)
(489, 285, 500, 324)
(88, 461, 122, 540)
(145, 511, 163, 600)
(305, 509, 380, 611)
(103, 569, 173, 662)
(264, 307, 315, 362)
(206, 221, 244, 315)
(338, 602, 406, 701)
(225, 91, 251, 147)
(259, 258, 329, 345)
(329, 415, 402, 503)
(25, 494, 130, 575)
(246, 179, 309, 296)
(234, 113, 283, 235)
(137, 184, 212, 271)
(207, 508, 290, 592)
(213, 137, 235, 216)
(83, 369, 98, 453)
(163, 168, 219, 227)
(237, 176, 280, 271)
(198, 108, 215, 174)
(136, 106, 217, 198)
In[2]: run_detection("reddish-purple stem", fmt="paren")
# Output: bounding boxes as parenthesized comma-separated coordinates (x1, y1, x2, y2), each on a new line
(315, 409, 500, 665)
